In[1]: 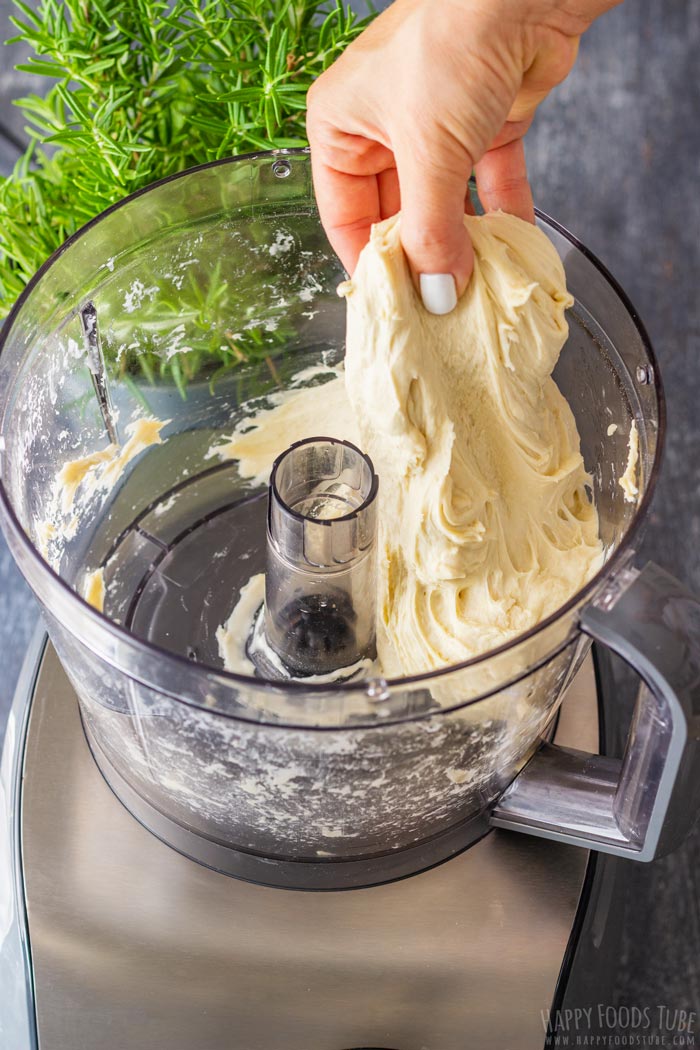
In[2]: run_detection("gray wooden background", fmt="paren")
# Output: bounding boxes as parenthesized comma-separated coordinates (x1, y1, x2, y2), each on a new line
(0, 0, 699, 1028)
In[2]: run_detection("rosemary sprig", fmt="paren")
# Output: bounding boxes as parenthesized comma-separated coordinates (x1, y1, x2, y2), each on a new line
(0, 0, 372, 386)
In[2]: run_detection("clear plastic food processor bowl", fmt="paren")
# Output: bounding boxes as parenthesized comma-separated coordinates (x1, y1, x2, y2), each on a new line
(0, 150, 664, 887)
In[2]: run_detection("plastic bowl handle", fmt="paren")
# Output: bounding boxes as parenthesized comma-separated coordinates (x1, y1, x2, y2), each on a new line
(491, 563, 700, 861)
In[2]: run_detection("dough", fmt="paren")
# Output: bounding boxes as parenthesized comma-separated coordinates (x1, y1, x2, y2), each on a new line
(57, 417, 168, 516)
(39, 417, 168, 571)
(620, 421, 639, 503)
(218, 212, 604, 678)
(83, 567, 105, 612)
(342, 212, 603, 675)
(216, 572, 375, 683)
(208, 369, 357, 486)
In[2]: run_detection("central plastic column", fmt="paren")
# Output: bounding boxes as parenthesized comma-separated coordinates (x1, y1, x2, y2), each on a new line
(264, 437, 378, 677)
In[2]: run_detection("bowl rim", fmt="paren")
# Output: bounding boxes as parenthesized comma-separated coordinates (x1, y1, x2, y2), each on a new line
(0, 147, 666, 711)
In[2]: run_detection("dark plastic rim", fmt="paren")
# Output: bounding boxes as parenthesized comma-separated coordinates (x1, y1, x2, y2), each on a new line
(0, 148, 666, 711)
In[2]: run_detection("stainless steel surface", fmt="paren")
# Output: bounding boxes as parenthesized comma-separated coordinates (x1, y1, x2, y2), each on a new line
(22, 644, 598, 1050)
(0, 627, 43, 1050)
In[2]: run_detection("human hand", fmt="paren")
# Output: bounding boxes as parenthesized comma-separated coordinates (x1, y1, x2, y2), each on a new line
(307, 0, 618, 313)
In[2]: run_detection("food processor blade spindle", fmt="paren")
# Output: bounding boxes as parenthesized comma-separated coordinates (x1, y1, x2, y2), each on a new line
(261, 436, 379, 678)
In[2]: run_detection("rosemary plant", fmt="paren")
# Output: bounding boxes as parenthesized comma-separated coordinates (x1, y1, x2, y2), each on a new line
(0, 0, 372, 390)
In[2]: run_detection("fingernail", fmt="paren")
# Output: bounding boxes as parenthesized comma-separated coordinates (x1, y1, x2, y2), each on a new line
(420, 273, 457, 315)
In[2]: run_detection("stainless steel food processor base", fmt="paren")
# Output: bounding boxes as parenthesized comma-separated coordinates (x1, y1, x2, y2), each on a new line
(11, 636, 606, 1050)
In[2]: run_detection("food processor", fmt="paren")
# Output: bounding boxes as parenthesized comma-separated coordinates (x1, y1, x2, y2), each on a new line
(1, 148, 699, 1049)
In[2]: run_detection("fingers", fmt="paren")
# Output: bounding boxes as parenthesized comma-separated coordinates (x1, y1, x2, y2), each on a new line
(311, 129, 532, 310)
(307, 98, 394, 273)
(312, 135, 476, 314)
(308, 130, 395, 179)
(309, 155, 382, 276)
(394, 143, 474, 310)
(378, 166, 401, 220)
(308, 158, 400, 276)
(474, 138, 535, 224)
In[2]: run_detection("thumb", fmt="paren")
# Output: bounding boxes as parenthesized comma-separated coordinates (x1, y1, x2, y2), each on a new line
(395, 145, 474, 315)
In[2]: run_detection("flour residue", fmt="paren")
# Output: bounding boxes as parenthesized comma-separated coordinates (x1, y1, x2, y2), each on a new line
(216, 573, 264, 674)
(268, 230, 295, 257)
(123, 279, 159, 314)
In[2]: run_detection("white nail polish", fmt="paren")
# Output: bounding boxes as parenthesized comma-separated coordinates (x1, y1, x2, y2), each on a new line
(420, 273, 457, 315)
